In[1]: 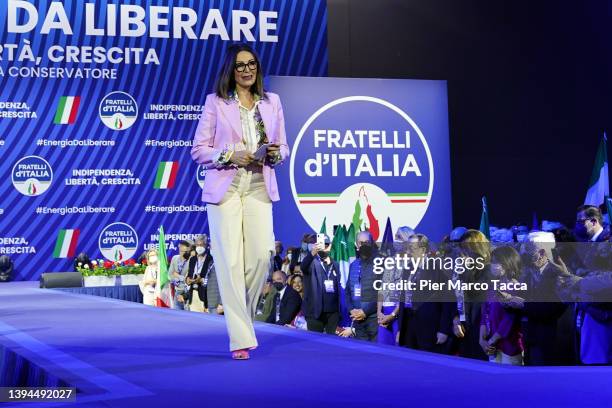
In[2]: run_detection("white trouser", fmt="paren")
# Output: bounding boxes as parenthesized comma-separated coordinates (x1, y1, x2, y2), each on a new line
(206, 168, 274, 351)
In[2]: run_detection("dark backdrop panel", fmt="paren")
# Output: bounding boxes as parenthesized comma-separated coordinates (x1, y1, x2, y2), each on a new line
(327, 0, 612, 228)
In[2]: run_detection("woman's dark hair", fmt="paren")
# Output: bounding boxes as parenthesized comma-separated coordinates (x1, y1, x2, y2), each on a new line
(215, 43, 266, 100)
(491, 246, 522, 281)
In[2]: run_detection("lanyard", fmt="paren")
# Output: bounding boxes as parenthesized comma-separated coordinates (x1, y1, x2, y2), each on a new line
(319, 259, 336, 280)
(177, 260, 186, 275)
(195, 256, 206, 277)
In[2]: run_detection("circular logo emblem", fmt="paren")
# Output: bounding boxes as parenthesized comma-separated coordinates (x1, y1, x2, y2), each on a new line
(98, 222, 139, 262)
(99, 91, 138, 130)
(196, 165, 207, 189)
(290, 96, 434, 240)
(12, 156, 53, 196)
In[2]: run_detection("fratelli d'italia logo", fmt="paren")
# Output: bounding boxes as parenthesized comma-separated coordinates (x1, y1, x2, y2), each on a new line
(290, 96, 433, 240)
(196, 165, 206, 189)
(12, 156, 53, 196)
(99, 91, 138, 130)
(99, 222, 138, 262)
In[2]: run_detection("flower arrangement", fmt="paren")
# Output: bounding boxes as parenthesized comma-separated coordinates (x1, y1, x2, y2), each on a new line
(77, 258, 146, 277)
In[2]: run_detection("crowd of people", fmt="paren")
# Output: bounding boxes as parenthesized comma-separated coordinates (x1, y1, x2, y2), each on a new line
(138, 204, 612, 366)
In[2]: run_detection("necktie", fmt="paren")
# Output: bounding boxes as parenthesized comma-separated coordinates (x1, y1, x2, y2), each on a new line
(275, 293, 281, 323)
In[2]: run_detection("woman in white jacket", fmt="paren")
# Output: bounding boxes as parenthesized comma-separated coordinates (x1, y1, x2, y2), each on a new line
(141, 249, 159, 306)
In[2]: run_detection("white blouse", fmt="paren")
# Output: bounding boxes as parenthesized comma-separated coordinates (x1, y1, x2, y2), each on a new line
(233, 92, 263, 154)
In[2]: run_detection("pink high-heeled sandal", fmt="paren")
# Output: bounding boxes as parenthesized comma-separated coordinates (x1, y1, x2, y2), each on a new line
(231, 349, 250, 360)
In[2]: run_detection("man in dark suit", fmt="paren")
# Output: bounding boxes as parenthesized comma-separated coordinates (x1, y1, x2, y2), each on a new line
(185, 236, 215, 312)
(574, 205, 612, 364)
(273, 241, 284, 272)
(266, 270, 302, 325)
(300, 235, 341, 334)
(398, 234, 453, 354)
(520, 232, 568, 365)
(290, 233, 315, 273)
(345, 231, 379, 342)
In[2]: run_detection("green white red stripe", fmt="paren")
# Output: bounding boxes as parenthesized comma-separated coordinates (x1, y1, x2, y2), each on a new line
(153, 161, 179, 189)
(53, 229, 80, 258)
(584, 134, 609, 206)
(297, 192, 428, 204)
(54, 96, 81, 124)
(155, 226, 173, 308)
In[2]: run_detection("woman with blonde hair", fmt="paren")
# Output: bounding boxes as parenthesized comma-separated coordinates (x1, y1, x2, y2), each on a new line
(140, 249, 159, 307)
(451, 229, 491, 360)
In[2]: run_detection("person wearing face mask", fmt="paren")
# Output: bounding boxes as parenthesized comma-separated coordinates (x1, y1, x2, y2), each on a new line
(290, 234, 315, 274)
(345, 231, 380, 342)
(300, 235, 341, 334)
(519, 231, 568, 365)
(140, 249, 159, 306)
(266, 270, 301, 326)
(185, 235, 215, 313)
(281, 247, 294, 274)
(168, 240, 192, 310)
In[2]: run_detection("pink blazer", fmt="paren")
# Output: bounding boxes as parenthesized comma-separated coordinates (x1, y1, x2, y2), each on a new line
(191, 92, 290, 204)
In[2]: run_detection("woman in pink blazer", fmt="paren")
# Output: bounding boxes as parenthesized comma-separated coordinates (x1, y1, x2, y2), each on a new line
(191, 44, 289, 360)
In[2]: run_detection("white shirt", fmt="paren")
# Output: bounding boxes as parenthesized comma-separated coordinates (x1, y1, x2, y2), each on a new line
(591, 228, 604, 242)
(236, 95, 262, 154)
(278, 286, 286, 301)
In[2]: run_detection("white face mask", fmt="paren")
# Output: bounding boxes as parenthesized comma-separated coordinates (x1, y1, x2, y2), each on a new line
(287, 253, 292, 261)
(196, 246, 206, 255)
(148, 255, 158, 265)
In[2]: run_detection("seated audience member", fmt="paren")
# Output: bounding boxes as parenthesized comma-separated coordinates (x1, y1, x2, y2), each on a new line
(300, 235, 341, 334)
(266, 271, 302, 325)
(168, 240, 192, 310)
(399, 233, 453, 353)
(290, 274, 304, 298)
(255, 280, 277, 322)
(288, 274, 307, 330)
(345, 231, 379, 342)
(480, 246, 524, 365)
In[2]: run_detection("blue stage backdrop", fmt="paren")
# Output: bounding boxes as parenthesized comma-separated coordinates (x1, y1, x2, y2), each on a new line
(0, 0, 328, 281)
(267, 76, 452, 244)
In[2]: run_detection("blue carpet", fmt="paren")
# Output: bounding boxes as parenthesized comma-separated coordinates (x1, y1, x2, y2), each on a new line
(0, 281, 610, 408)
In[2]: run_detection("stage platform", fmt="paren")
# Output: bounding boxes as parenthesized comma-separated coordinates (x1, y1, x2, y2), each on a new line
(0, 281, 610, 408)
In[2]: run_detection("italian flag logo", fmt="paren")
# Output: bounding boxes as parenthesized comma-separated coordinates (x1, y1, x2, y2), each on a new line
(54, 96, 81, 125)
(53, 229, 80, 258)
(27, 182, 37, 196)
(153, 161, 179, 189)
